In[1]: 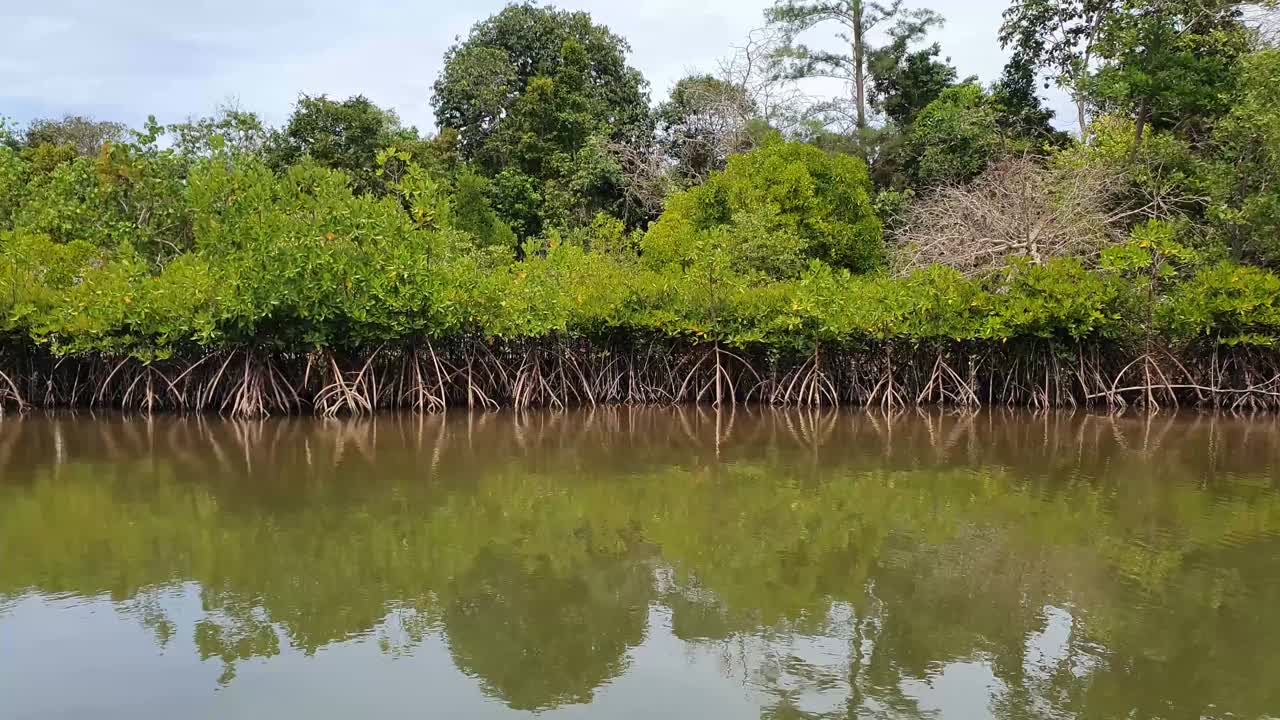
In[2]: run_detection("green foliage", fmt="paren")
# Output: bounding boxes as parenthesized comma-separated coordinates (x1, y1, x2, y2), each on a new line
(5, 136, 1276, 361)
(564, 212, 637, 257)
(1100, 219, 1199, 285)
(450, 170, 519, 253)
(987, 258, 1123, 341)
(3, 7, 1280, 366)
(903, 84, 1002, 185)
(0, 146, 28, 228)
(267, 94, 429, 194)
(1052, 114, 1212, 245)
(431, 4, 650, 238)
(432, 3, 649, 161)
(1088, 0, 1251, 141)
(184, 155, 452, 351)
(797, 264, 990, 344)
(1002, 0, 1257, 148)
(1160, 263, 1280, 347)
(998, 0, 1115, 139)
(990, 53, 1065, 144)
(1206, 49, 1280, 267)
(167, 107, 271, 158)
(0, 118, 21, 150)
(21, 115, 128, 156)
(642, 140, 883, 277)
(869, 40, 957, 128)
(3, 136, 192, 266)
(0, 232, 102, 341)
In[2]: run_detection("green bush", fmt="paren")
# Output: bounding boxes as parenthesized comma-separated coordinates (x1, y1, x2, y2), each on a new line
(641, 140, 884, 277)
(1160, 263, 1280, 348)
(903, 84, 1002, 186)
(2, 137, 1279, 374)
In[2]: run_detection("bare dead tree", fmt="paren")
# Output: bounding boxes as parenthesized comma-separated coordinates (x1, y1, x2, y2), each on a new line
(720, 27, 819, 137)
(661, 77, 758, 185)
(610, 140, 678, 221)
(891, 157, 1136, 276)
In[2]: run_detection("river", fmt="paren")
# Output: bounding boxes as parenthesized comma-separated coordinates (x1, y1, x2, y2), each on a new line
(2, 409, 1278, 718)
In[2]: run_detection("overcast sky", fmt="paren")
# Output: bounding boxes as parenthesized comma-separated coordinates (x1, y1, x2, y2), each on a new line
(0, 0, 1075, 134)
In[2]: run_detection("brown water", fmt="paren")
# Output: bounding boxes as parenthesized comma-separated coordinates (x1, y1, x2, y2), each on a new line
(1, 409, 1279, 719)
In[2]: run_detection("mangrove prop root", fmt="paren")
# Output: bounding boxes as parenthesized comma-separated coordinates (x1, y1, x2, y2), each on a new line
(0, 368, 27, 412)
(4, 340, 1280, 416)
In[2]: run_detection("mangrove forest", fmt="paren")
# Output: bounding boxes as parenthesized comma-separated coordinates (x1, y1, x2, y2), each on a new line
(3, 0, 1280, 416)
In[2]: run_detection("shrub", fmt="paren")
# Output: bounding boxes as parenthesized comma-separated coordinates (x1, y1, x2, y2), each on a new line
(642, 140, 883, 277)
(903, 84, 1002, 186)
(1161, 263, 1280, 348)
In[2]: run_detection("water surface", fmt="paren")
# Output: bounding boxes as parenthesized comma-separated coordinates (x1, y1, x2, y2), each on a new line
(2, 410, 1279, 719)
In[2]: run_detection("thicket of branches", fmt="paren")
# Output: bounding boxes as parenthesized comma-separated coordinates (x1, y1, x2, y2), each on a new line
(892, 158, 1129, 276)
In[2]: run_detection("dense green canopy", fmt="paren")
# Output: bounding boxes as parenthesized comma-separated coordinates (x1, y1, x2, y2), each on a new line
(0, 0, 1278, 413)
(431, 3, 651, 237)
(643, 140, 884, 276)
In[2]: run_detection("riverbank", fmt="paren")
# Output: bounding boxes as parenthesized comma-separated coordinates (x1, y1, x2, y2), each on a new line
(5, 146, 1280, 418)
(3, 338, 1279, 415)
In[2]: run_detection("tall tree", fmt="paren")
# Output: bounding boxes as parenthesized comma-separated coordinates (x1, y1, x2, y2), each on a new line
(1089, 0, 1252, 150)
(765, 0, 942, 131)
(999, 0, 1116, 140)
(990, 52, 1063, 142)
(867, 31, 957, 128)
(431, 3, 651, 237)
(432, 3, 650, 169)
(267, 95, 428, 193)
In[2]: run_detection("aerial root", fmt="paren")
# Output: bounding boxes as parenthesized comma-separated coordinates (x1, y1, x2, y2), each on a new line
(5, 343, 1280, 414)
(0, 368, 27, 412)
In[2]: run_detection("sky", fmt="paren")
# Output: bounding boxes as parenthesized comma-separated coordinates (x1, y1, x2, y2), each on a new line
(0, 0, 1075, 135)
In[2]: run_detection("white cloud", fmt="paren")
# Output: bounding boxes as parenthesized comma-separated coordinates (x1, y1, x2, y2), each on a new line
(0, 0, 1074, 132)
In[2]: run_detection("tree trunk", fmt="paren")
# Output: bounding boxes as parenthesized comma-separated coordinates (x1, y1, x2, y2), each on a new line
(1076, 9, 1104, 142)
(1130, 103, 1148, 162)
(852, 0, 867, 130)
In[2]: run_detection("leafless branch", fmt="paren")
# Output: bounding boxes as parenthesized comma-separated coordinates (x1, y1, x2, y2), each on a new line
(891, 157, 1134, 277)
(608, 140, 677, 221)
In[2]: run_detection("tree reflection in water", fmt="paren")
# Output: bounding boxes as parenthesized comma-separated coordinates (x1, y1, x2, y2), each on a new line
(2, 409, 1279, 717)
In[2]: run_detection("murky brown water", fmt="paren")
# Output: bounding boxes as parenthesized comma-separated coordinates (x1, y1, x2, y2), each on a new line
(2, 409, 1279, 719)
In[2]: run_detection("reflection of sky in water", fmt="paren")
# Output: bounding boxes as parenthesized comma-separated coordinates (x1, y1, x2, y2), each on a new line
(1, 583, 754, 719)
(2, 584, 1112, 719)
(902, 661, 1003, 719)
